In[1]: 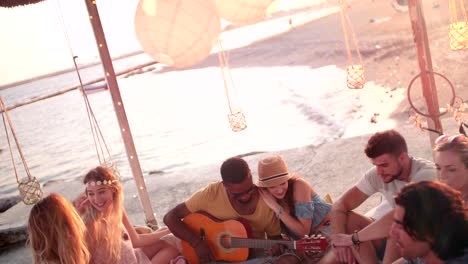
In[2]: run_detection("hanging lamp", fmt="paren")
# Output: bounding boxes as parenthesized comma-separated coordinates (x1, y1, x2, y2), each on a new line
(448, 0, 468, 50)
(1, 97, 43, 205)
(214, 0, 274, 25)
(134, 0, 221, 68)
(217, 40, 247, 132)
(339, 0, 365, 89)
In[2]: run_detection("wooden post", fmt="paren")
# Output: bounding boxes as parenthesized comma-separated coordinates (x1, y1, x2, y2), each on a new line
(408, 0, 444, 152)
(84, 0, 158, 229)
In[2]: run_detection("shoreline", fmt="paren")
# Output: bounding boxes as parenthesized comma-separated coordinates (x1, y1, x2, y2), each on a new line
(0, 50, 146, 91)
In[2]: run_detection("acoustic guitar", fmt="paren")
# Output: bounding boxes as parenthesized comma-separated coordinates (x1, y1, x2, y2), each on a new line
(181, 212, 329, 264)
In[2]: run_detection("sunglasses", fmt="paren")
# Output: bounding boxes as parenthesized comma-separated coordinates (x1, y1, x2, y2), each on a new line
(434, 134, 466, 145)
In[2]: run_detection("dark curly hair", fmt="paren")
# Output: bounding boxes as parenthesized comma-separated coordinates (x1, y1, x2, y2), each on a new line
(220, 157, 251, 184)
(394, 181, 467, 260)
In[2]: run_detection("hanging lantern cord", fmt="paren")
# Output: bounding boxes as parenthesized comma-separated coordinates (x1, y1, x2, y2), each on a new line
(339, 0, 363, 67)
(52, 0, 112, 165)
(0, 98, 32, 184)
(449, 0, 467, 25)
(217, 40, 235, 114)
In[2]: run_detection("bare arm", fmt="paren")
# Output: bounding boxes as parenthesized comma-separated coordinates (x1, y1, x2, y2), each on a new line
(163, 203, 200, 247)
(122, 211, 171, 248)
(330, 186, 369, 235)
(260, 179, 313, 237)
(163, 203, 214, 263)
(331, 210, 394, 246)
(358, 210, 393, 241)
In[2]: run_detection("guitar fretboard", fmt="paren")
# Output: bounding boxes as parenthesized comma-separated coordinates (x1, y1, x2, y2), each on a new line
(230, 238, 294, 249)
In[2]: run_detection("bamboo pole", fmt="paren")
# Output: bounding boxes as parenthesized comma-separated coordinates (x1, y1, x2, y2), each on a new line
(84, 0, 158, 228)
(408, 0, 444, 154)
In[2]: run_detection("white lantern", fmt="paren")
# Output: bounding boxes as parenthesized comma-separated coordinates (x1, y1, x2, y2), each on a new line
(214, 0, 275, 25)
(134, 0, 221, 68)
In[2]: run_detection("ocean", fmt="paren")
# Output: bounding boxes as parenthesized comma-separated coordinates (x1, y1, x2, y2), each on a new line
(1, 52, 363, 199)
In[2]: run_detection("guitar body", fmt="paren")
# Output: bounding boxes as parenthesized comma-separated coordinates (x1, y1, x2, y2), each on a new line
(181, 212, 250, 264)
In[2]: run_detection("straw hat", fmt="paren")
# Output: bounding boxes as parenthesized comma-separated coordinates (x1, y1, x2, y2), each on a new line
(257, 155, 291, 188)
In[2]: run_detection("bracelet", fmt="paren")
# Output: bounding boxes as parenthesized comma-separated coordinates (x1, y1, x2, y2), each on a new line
(351, 230, 361, 250)
(275, 207, 284, 218)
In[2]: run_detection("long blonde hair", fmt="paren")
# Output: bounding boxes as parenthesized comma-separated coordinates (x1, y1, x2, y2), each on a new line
(28, 193, 90, 264)
(81, 166, 123, 263)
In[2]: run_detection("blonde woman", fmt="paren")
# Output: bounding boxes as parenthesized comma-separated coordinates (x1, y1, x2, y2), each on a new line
(434, 134, 468, 204)
(75, 166, 181, 264)
(28, 193, 90, 264)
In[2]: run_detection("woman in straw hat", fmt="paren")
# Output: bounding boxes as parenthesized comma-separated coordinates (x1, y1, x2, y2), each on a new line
(257, 155, 333, 239)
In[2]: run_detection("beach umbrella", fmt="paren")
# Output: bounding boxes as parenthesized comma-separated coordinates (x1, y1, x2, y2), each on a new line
(0, 0, 45, 8)
(214, 0, 275, 25)
(134, 0, 221, 68)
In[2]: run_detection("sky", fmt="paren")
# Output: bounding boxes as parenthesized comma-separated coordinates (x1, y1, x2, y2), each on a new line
(0, 0, 325, 87)
(0, 0, 141, 87)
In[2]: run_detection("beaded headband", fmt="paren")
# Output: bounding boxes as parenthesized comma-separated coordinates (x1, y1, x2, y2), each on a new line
(85, 180, 118, 188)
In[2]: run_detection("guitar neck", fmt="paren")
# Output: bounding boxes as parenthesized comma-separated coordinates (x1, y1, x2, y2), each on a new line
(230, 238, 294, 250)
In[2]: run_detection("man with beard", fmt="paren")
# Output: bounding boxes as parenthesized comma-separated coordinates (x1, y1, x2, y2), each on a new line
(390, 181, 467, 264)
(164, 157, 287, 264)
(323, 130, 437, 264)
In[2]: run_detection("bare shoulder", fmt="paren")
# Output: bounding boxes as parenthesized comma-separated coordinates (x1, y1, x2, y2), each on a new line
(293, 177, 313, 200)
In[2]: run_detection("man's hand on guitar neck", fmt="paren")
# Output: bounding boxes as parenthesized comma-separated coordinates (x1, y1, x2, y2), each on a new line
(192, 239, 214, 264)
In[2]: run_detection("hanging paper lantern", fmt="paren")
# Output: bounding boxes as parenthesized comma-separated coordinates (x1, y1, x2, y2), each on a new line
(214, 0, 275, 25)
(134, 0, 221, 68)
(346, 65, 365, 89)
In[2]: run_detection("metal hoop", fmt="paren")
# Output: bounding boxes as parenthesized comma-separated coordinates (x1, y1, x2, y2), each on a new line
(407, 71, 456, 118)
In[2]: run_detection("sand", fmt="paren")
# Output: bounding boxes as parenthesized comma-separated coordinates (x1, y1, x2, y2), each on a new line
(1, 0, 467, 262)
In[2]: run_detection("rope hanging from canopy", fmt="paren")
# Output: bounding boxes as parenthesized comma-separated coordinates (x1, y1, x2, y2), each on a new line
(52, 0, 120, 178)
(448, 0, 468, 50)
(217, 40, 247, 132)
(0, 97, 43, 205)
(338, 0, 365, 89)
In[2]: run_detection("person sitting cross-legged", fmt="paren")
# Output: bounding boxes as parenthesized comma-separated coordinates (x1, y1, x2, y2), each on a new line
(164, 156, 298, 264)
(257, 155, 334, 263)
(324, 129, 437, 264)
(74, 166, 181, 264)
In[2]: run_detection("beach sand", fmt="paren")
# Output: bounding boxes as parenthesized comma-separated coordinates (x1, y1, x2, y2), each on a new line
(1, 0, 467, 262)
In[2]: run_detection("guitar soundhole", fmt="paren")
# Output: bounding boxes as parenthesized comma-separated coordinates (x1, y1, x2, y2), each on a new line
(217, 232, 234, 253)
